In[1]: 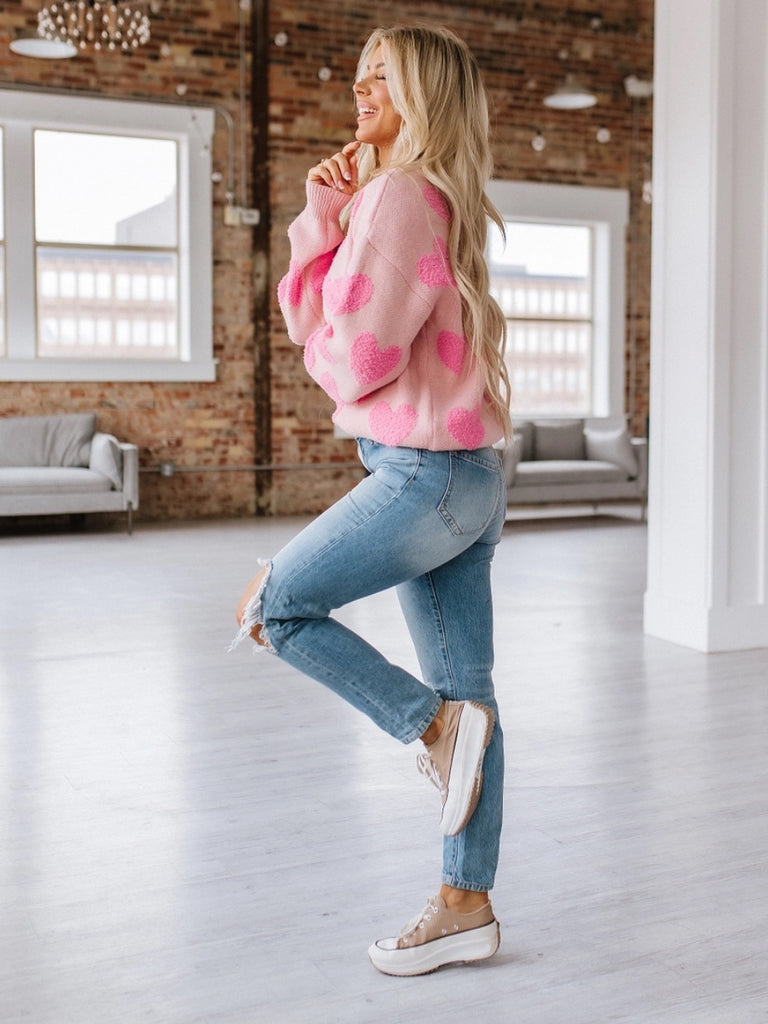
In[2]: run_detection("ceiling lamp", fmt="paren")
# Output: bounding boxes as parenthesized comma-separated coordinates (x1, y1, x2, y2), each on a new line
(543, 75, 597, 110)
(37, 0, 151, 53)
(9, 31, 77, 58)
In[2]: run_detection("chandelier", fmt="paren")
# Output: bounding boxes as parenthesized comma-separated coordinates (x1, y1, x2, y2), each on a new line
(37, 0, 151, 53)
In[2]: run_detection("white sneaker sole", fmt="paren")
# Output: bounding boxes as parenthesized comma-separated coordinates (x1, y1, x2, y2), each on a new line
(368, 920, 500, 977)
(441, 702, 494, 836)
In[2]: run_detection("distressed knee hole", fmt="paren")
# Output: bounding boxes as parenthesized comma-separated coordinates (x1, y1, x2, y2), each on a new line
(228, 559, 276, 654)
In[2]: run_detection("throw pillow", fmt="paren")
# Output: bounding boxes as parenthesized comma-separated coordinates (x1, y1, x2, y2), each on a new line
(533, 419, 586, 461)
(49, 412, 97, 466)
(585, 426, 638, 477)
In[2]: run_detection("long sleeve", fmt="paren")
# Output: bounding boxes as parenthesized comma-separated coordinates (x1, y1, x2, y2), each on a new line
(277, 183, 350, 346)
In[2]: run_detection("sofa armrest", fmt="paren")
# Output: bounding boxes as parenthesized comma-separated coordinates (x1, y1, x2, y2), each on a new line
(89, 431, 123, 487)
(119, 442, 140, 509)
(631, 437, 648, 491)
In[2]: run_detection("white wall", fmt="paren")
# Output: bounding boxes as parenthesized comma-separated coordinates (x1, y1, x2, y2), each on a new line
(644, 0, 768, 651)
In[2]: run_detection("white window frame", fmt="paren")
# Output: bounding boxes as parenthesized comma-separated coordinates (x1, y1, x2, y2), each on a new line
(486, 180, 629, 418)
(0, 89, 215, 382)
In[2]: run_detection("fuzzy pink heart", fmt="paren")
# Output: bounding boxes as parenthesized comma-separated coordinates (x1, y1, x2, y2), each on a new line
(369, 402, 418, 446)
(418, 238, 455, 288)
(423, 184, 450, 221)
(447, 406, 485, 448)
(350, 333, 402, 386)
(277, 261, 303, 307)
(437, 330, 466, 374)
(325, 273, 374, 315)
(310, 250, 335, 295)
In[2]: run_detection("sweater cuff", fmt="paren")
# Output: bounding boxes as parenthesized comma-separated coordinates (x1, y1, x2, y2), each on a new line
(305, 181, 352, 220)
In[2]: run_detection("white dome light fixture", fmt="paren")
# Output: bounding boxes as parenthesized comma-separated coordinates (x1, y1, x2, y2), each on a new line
(543, 75, 597, 110)
(9, 31, 77, 58)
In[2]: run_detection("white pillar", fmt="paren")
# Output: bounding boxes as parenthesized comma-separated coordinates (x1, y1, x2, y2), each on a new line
(644, 0, 768, 651)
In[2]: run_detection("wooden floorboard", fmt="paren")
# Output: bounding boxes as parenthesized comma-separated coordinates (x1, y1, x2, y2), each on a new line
(1, 512, 767, 1023)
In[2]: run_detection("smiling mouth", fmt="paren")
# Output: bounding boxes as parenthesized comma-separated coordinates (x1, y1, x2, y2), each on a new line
(357, 106, 377, 117)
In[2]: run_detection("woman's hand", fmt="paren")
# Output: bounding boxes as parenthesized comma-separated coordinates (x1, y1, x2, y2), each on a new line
(308, 141, 360, 195)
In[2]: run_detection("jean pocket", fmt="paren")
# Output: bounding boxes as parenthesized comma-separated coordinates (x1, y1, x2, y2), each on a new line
(438, 450, 503, 536)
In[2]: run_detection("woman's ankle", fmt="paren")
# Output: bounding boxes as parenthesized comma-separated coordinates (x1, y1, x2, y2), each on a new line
(420, 702, 446, 746)
(440, 883, 489, 912)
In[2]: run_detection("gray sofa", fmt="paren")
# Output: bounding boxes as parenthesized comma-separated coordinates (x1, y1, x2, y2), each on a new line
(503, 416, 648, 518)
(0, 412, 139, 532)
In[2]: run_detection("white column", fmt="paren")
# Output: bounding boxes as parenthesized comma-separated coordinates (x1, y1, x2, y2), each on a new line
(644, 0, 768, 651)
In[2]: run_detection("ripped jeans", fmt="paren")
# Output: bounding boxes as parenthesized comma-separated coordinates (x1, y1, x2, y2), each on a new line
(233, 438, 507, 891)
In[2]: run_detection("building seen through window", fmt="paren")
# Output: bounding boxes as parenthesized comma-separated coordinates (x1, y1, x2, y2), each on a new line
(488, 221, 593, 416)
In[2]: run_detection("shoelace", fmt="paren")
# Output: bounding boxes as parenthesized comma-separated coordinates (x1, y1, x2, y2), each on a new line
(416, 751, 446, 797)
(399, 897, 441, 938)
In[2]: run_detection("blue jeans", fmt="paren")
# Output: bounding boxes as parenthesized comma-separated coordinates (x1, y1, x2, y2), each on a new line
(239, 439, 507, 891)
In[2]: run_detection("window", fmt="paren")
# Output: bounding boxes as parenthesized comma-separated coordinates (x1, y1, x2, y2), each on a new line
(486, 181, 629, 419)
(0, 90, 215, 381)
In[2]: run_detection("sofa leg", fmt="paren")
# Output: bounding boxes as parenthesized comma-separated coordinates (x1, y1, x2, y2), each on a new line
(127, 503, 133, 535)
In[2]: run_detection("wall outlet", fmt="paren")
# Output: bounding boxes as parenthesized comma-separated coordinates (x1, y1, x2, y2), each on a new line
(240, 208, 261, 226)
(224, 205, 260, 227)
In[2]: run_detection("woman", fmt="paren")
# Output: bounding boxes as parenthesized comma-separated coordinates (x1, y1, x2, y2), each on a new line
(233, 24, 511, 976)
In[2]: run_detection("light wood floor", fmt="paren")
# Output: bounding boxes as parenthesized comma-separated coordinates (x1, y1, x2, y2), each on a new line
(2, 510, 768, 1023)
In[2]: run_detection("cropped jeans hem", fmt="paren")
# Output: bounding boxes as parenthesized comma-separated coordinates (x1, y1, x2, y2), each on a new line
(441, 875, 494, 893)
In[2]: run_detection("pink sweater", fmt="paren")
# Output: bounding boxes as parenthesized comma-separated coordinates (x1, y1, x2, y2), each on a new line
(277, 168, 504, 451)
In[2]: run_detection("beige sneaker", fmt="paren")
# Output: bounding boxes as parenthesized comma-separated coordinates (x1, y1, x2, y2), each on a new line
(368, 894, 500, 976)
(417, 700, 494, 836)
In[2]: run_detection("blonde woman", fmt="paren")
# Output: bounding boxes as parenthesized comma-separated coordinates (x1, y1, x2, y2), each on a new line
(234, 25, 510, 976)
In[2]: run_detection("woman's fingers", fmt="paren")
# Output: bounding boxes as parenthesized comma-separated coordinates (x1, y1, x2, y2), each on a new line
(307, 142, 360, 193)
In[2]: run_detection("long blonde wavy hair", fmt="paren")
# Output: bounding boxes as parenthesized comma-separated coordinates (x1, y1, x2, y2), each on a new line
(350, 25, 511, 438)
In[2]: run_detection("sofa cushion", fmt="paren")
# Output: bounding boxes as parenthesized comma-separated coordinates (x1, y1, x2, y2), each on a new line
(533, 419, 585, 461)
(89, 432, 123, 489)
(585, 426, 638, 478)
(0, 466, 113, 495)
(514, 460, 628, 486)
(0, 413, 96, 468)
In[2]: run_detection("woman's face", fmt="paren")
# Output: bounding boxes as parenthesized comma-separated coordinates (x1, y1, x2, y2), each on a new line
(353, 44, 402, 165)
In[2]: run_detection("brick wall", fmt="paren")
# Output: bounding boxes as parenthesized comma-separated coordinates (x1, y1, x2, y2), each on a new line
(0, 0, 653, 522)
